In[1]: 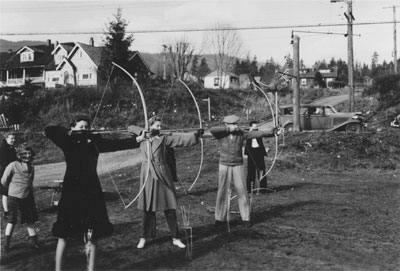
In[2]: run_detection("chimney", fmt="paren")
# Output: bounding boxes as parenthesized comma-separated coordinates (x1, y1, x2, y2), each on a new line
(47, 39, 51, 46)
(56, 41, 59, 46)
(90, 37, 94, 47)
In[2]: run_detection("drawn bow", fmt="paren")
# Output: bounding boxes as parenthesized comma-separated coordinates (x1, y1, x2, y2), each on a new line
(176, 79, 204, 194)
(96, 62, 151, 209)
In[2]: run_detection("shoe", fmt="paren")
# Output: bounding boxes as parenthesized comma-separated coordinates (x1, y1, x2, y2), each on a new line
(242, 221, 252, 228)
(172, 238, 186, 248)
(137, 238, 146, 249)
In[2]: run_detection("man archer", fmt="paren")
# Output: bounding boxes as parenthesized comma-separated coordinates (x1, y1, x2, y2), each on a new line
(210, 115, 279, 228)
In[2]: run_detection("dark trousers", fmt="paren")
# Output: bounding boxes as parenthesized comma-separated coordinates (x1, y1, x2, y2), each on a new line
(141, 209, 180, 239)
(246, 148, 267, 193)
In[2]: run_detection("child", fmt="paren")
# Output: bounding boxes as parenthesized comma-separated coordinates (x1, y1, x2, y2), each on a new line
(45, 115, 141, 271)
(1, 144, 39, 252)
(0, 131, 17, 219)
(130, 116, 203, 249)
(210, 115, 278, 228)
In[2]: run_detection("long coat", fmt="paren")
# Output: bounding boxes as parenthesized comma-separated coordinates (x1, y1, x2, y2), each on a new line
(45, 126, 140, 240)
(137, 133, 199, 212)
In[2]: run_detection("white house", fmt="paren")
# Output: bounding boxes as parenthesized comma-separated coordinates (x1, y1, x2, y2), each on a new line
(47, 42, 101, 88)
(204, 70, 240, 89)
(45, 42, 75, 88)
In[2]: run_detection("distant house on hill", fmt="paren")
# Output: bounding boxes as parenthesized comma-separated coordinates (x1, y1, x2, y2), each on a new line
(0, 38, 152, 88)
(204, 70, 239, 89)
(298, 67, 338, 88)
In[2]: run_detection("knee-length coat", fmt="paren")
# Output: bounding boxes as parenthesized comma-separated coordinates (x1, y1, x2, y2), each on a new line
(137, 133, 199, 212)
(45, 126, 140, 240)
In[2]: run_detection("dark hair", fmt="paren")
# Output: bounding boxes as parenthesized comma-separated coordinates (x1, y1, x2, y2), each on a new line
(149, 116, 162, 126)
(249, 120, 258, 126)
(70, 115, 91, 128)
(3, 131, 16, 138)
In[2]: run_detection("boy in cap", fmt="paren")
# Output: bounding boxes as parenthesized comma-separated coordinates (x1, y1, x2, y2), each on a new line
(210, 115, 278, 228)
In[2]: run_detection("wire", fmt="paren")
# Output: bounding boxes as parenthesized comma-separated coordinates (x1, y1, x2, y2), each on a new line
(1, 20, 398, 36)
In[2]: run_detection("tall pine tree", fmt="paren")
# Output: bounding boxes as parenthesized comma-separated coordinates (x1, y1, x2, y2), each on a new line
(99, 8, 134, 83)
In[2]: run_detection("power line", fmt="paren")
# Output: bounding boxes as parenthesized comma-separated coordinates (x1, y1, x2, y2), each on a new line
(293, 30, 361, 37)
(1, 20, 399, 36)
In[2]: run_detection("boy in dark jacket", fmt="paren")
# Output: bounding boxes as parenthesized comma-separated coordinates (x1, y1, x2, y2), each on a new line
(245, 121, 269, 194)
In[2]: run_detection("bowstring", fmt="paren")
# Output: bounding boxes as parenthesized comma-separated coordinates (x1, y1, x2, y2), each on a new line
(91, 65, 134, 209)
(92, 65, 115, 129)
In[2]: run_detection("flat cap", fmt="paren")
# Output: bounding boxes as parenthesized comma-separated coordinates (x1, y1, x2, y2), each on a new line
(223, 114, 240, 124)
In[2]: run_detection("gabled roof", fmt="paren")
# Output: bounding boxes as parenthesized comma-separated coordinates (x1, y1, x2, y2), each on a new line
(51, 42, 75, 55)
(76, 42, 102, 67)
(57, 42, 102, 70)
(1, 44, 54, 70)
(127, 51, 152, 74)
(288, 67, 338, 79)
(206, 70, 239, 78)
(56, 57, 76, 71)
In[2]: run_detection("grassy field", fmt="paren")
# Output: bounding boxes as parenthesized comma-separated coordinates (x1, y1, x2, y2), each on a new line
(1, 138, 400, 271)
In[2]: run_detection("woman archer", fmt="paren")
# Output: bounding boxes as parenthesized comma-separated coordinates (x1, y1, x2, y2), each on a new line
(129, 116, 203, 249)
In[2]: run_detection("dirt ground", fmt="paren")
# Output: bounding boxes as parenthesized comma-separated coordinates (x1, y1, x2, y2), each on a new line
(1, 141, 399, 271)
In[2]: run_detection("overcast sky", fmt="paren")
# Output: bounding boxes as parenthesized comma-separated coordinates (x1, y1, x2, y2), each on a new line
(1, 0, 399, 67)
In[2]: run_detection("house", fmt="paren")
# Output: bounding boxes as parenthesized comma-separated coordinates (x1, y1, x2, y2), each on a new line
(0, 39, 54, 87)
(362, 76, 373, 87)
(204, 70, 240, 89)
(47, 41, 102, 88)
(298, 67, 338, 88)
(0, 38, 152, 89)
(45, 40, 152, 88)
(45, 42, 75, 88)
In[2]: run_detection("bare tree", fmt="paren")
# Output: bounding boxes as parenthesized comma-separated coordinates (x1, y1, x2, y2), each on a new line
(203, 22, 243, 88)
(166, 36, 196, 80)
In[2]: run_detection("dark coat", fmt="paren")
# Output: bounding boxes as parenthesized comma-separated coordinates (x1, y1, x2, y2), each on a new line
(0, 139, 17, 195)
(244, 137, 267, 157)
(45, 126, 140, 240)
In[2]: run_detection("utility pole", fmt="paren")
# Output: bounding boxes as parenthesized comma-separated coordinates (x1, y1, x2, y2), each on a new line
(383, 5, 400, 74)
(162, 45, 167, 80)
(331, 0, 355, 112)
(202, 97, 211, 121)
(292, 34, 300, 132)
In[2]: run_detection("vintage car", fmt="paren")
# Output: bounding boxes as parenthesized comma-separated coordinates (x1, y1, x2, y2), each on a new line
(279, 104, 364, 132)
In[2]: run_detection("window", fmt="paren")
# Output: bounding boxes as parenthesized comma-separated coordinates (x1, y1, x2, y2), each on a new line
(214, 77, 219, 87)
(21, 52, 33, 62)
(82, 74, 89, 79)
(52, 77, 59, 82)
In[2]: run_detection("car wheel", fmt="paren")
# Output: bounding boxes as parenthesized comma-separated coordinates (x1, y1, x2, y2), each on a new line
(284, 123, 294, 132)
(346, 123, 361, 133)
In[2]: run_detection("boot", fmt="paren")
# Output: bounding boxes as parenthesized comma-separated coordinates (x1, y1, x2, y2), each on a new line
(3, 235, 11, 252)
(29, 235, 40, 249)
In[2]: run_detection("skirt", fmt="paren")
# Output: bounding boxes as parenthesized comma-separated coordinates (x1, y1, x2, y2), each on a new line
(8, 193, 38, 224)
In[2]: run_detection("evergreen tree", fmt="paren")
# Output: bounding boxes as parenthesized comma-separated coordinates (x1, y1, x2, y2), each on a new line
(314, 71, 326, 88)
(99, 8, 134, 82)
(249, 56, 259, 76)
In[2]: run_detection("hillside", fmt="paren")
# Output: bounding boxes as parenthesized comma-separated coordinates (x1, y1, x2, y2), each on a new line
(0, 39, 47, 52)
